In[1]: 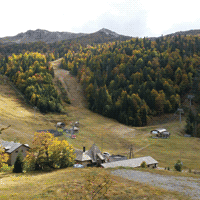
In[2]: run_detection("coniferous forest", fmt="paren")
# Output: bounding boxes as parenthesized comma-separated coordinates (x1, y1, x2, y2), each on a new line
(0, 33, 200, 135)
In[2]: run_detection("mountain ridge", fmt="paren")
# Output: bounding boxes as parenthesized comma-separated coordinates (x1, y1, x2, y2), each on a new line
(0, 28, 130, 44)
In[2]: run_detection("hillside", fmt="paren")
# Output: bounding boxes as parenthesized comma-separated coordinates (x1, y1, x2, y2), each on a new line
(0, 59, 200, 200)
(1, 55, 199, 170)
(61, 35, 200, 129)
(51, 58, 87, 108)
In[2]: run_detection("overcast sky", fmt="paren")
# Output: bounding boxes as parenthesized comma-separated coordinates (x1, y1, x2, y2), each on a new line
(1, 0, 200, 38)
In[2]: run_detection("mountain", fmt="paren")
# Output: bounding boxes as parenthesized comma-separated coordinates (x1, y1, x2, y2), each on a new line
(0, 28, 131, 44)
(0, 29, 87, 44)
(148, 29, 200, 41)
(66, 28, 132, 45)
(164, 29, 200, 37)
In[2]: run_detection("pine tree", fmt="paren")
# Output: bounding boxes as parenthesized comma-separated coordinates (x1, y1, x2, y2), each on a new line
(185, 109, 195, 136)
(13, 151, 24, 173)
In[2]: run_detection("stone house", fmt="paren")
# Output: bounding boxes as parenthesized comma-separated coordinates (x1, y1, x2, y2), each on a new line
(75, 144, 105, 167)
(0, 140, 30, 166)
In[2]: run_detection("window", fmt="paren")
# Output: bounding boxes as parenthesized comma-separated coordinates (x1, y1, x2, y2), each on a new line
(15, 150, 18, 153)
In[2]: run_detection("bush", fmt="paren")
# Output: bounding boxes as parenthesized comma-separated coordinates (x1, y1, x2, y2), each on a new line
(140, 161, 147, 168)
(0, 163, 13, 172)
(174, 160, 183, 172)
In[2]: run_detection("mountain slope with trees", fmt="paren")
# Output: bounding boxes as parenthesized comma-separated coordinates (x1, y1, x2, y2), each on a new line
(0, 52, 64, 113)
(60, 34, 200, 130)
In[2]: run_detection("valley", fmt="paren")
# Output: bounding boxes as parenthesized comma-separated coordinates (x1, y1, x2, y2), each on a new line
(0, 30, 200, 199)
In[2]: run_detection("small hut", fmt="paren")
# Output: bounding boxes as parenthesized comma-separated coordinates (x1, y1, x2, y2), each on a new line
(150, 128, 170, 138)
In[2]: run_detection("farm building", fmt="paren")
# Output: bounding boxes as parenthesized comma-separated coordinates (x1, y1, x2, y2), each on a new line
(75, 144, 105, 167)
(150, 128, 170, 138)
(109, 155, 127, 162)
(101, 156, 158, 169)
(0, 140, 30, 166)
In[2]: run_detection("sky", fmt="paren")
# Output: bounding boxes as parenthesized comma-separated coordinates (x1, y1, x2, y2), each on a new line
(1, 0, 200, 38)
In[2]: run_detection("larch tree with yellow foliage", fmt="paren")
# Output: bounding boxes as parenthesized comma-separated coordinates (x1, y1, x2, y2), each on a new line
(24, 132, 75, 172)
(0, 145, 9, 170)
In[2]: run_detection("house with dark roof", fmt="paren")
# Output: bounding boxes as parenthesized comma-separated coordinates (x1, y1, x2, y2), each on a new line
(75, 144, 105, 167)
(0, 140, 30, 166)
(101, 156, 158, 169)
(37, 129, 63, 137)
(150, 128, 170, 138)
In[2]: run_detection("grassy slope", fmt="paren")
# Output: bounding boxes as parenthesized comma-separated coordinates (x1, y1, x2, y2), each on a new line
(0, 168, 191, 200)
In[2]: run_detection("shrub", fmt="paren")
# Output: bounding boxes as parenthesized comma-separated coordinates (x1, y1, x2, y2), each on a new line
(174, 160, 183, 172)
(140, 161, 147, 168)
(0, 163, 13, 172)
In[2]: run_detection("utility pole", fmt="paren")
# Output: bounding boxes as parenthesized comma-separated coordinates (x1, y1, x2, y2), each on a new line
(101, 132, 103, 153)
(187, 95, 195, 107)
(129, 144, 134, 159)
(177, 108, 184, 123)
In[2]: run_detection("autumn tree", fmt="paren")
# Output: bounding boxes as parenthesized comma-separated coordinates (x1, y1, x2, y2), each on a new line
(0, 146, 9, 171)
(24, 132, 75, 171)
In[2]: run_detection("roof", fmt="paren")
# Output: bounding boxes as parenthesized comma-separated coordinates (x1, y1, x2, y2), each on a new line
(151, 128, 167, 133)
(0, 140, 30, 154)
(37, 129, 63, 137)
(101, 156, 158, 169)
(57, 122, 65, 127)
(87, 144, 102, 162)
(75, 144, 104, 162)
(75, 149, 92, 161)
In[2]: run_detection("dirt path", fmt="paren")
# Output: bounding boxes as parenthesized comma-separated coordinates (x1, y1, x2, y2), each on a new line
(111, 169, 200, 200)
(51, 59, 87, 108)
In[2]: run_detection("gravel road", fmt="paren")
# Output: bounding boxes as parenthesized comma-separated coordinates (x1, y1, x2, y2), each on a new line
(111, 169, 200, 200)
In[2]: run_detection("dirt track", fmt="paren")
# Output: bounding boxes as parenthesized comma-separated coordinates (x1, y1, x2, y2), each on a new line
(51, 59, 87, 108)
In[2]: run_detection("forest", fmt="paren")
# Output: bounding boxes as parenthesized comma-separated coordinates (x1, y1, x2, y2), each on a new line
(60, 35, 200, 131)
(0, 34, 200, 135)
(0, 52, 63, 113)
